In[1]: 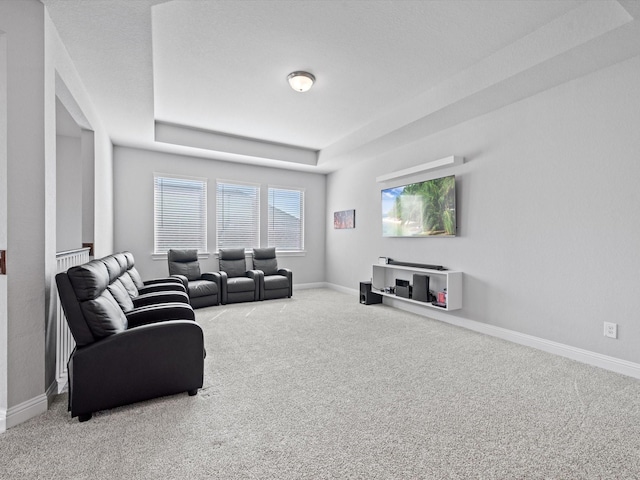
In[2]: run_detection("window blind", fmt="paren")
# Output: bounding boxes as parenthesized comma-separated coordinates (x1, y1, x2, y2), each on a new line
(154, 175, 207, 254)
(268, 187, 304, 251)
(216, 181, 260, 250)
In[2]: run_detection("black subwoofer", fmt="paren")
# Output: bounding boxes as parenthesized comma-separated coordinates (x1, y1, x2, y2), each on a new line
(412, 274, 430, 302)
(360, 281, 382, 305)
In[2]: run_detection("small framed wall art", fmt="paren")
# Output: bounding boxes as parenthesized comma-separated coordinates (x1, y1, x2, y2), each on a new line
(334, 209, 355, 229)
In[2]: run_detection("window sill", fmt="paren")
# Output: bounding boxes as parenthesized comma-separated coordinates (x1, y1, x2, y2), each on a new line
(152, 250, 305, 261)
(273, 250, 306, 257)
(214, 250, 307, 258)
(152, 252, 211, 261)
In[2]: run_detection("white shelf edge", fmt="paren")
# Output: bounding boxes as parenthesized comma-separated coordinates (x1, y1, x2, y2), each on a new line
(372, 288, 459, 311)
(375, 264, 460, 274)
(376, 156, 463, 183)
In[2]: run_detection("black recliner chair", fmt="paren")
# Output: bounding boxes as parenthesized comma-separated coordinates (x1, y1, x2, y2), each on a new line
(56, 258, 204, 422)
(252, 247, 292, 300)
(167, 249, 221, 308)
(218, 248, 261, 304)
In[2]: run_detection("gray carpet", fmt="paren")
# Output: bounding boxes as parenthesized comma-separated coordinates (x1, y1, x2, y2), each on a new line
(2, 288, 640, 479)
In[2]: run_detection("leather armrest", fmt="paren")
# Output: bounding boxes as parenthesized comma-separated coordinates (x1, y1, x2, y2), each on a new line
(277, 268, 292, 277)
(144, 277, 184, 287)
(76, 320, 202, 356)
(171, 274, 189, 291)
(247, 269, 263, 280)
(201, 272, 221, 301)
(132, 290, 189, 308)
(201, 271, 221, 284)
(126, 302, 195, 328)
(247, 269, 264, 301)
(74, 320, 204, 365)
(218, 271, 229, 303)
(278, 268, 293, 297)
(138, 282, 185, 295)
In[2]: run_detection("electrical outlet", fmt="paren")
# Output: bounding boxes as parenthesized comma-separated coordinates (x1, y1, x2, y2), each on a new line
(604, 322, 618, 339)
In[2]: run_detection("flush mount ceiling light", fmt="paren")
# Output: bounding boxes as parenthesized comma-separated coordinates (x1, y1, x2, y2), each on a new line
(287, 71, 315, 92)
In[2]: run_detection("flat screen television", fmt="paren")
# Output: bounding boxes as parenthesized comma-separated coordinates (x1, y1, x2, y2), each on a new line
(381, 175, 456, 237)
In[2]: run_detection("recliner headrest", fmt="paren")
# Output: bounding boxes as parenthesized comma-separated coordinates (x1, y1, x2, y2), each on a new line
(127, 267, 145, 290)
(218, 248, 247, 278)
(168, 249, 198, 263)
(67, 260, 110, 301)
(252, 248, 278, 275)
(219, 248, 245, 261)
(253, 247, 276, 260)
(113, 253, 128, 271)
(168, 249, 200, 281)
(101, 255, 127, 283)
(123, 251, 135, 269)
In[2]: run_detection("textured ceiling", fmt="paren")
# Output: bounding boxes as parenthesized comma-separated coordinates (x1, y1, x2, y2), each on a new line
(43, 0, 640, 172)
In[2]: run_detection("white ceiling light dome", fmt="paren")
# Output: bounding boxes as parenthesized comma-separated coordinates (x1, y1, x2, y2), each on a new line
(287, 71, 315, 92)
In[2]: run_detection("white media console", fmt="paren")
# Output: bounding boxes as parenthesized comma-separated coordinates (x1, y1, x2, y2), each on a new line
(371, 263, 463, 311)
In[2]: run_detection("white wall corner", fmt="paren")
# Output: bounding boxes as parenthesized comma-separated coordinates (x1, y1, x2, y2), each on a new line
(47, 377, 62, 400)
(5, 393, 48, 430)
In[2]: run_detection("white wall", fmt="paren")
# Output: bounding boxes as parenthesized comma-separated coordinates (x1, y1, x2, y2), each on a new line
(0, 29, 8, 426)
(92, 137, 113, 257)
(81, 129, 94, 245)
(113, 146, 326, 285)
(0, 1, 114, 431)
(56, 135, 82, 252)
(326, 55, 640, 364)
(47, 19, 113, 259)
(0, 1, 49, 425)
(45, 9, 113, 402)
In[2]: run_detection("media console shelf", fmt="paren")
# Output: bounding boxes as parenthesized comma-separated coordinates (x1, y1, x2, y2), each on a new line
(371, 264, 462, 311)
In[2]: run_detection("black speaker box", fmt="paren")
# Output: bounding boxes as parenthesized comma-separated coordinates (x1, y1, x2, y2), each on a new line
(396, 285, 412, 298)
(360, 281, 382, 305)
(412, 274, 430, 302)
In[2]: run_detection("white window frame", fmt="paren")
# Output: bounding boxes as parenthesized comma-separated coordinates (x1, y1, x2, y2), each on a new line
(153, 173, 207, 255)
(216, 180, 260, 251)
(268, 185, 305, 252)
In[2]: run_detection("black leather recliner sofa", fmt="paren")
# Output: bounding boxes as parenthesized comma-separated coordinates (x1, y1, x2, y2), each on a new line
(56, 254, 205, 422)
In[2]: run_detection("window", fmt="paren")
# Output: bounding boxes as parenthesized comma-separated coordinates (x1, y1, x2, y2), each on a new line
(154, 174, 207, 254)
(216, 181, 260, 250)
(268, 187, 304, 251)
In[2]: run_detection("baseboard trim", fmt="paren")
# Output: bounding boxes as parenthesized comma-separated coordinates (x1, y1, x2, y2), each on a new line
(328, 284, 358, 296)
(294, 282, 329, 291)
(4, 393, 48, 430)
(46, 379, 60, 402)
(444, 313, 640, 380)
(0, 408, 6, 433)
(325, 283, 640, 380)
